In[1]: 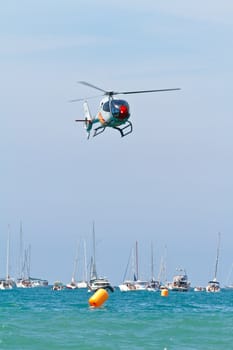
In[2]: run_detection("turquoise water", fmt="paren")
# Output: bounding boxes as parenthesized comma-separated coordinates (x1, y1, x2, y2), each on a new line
(0, 288, 232, 349)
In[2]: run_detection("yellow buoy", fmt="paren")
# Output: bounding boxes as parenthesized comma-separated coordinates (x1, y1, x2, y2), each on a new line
(88, 288, 109, 308)
(161, 288, 169, 297)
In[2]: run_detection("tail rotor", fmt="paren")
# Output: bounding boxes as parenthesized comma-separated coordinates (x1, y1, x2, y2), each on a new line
(75, 101, 93, 139)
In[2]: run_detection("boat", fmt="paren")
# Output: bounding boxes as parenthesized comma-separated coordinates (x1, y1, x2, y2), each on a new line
(30, 277, 48, 287)
(16, 243, 33, 288)
(89, 276, 114, 292)
(77, 280, 88, 289)
(206, 232, 221, 293)
(119, 280, 137, 291)
(0, 226, 16, 290)
(194, 286, 205, 292)
(77, 240, 88, 289)
(16, 277, 48, 288)
(88, 222, 114, 292)
(119, 241, 149, 292)
(0, 278, 16, 290)
(119, 246, 137, 292)
(206, 278, 220, 293)
(157, 245, 168, 290)
(67, 240, 88, 289)
(16, 223, 48, 288)
(66, 277, 78, 290)
(52, 281, 65, 291)
(66, 241, 79, 289)
(147, 279, 160, 292)
(147, 243, 160, 291)
(167, 268, 190, 292)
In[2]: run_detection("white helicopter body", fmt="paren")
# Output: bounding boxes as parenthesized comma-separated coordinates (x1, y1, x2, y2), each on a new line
(71, 81, 180, 139)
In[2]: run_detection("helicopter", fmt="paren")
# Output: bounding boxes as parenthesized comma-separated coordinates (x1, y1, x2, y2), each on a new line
(70, 81, 180, 139)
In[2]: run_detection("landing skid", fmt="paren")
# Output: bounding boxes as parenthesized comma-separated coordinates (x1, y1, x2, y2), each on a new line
(113, 121, 133, 137)
(93, 121, 133, 138)
(93, 126, 106, 137)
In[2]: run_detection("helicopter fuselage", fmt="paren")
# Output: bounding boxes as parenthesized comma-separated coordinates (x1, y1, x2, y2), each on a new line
(87, 96, 132, 137)
(94, 97, 130, 128)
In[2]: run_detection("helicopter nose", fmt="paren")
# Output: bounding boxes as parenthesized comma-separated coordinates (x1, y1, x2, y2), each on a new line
(119, 105, 129, 120)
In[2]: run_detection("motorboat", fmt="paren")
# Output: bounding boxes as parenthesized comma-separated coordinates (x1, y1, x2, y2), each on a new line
(167, 268, 190, 292)
(206, 278, 220, 292)
(88, 276, 114, 292)
(52, 281, 65, 291)
(194, 286, 205, 292)
(147, 279, 160, 292)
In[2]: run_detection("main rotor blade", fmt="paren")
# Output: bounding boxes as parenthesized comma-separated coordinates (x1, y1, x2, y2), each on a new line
(78, 81, 107, 94)
(69, 94, 102, 102)
(72, 82, 181, 101)
(113, 88, 181, 95)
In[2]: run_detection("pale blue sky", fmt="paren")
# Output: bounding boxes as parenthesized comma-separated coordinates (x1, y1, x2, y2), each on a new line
(1, 1, 233, 286)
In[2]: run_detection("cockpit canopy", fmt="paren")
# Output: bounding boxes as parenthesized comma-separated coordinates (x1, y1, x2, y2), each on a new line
(102, 99, 130, 120)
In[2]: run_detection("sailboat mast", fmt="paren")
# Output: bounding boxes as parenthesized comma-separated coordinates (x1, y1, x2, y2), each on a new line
(19, 221, 23, 279)
(72, 241, 79, 282)
(6, 225, 10, 280)
(151, 242, 154, 281)
(135, 241, 139, 280)
(214, 232, 221, 280)
(92, 221, 97, 279)
(83, 239, 88, 282)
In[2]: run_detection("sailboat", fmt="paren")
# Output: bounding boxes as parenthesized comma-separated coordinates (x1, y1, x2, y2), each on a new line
(66, 241, 79, 289)
(76, 240, 88, 289)
(147, 243, 160, 291)
(16, 244, 35, 288)
(88, 222, 114, 292)
(118, 246, 137, 291)
(0, 225, 16, 290)
(66, 240, 88, 289)
(206, 232, 221, 293)
(16, 223, 48, 288)
(119, 241, 149, 291)
(157, 245, 168, 290)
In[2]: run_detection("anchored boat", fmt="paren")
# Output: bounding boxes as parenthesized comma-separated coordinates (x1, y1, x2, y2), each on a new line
(167, 268, 190, 292)
(206, 232, 221, 293)
(88, 222, 114, 292)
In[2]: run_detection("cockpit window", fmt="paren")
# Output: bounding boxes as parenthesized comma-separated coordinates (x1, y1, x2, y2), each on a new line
(102, 101, 110, 112)
(111, 100, 129, 115)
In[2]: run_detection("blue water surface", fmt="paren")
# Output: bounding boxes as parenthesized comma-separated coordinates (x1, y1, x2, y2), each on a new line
(0, 288, 232, 349)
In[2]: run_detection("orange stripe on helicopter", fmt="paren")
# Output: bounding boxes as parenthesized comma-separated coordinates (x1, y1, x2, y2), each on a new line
(98, 112, 106, 125)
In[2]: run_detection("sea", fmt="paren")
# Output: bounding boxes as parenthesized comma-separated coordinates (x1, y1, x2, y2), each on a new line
(0, 287, 232, 350)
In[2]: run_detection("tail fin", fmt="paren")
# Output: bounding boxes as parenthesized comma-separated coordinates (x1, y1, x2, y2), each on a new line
(76, 101, 93, 139)
(83, 101, 93, 139)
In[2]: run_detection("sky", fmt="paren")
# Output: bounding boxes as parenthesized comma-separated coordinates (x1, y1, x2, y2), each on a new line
(1, 0, 233, 286)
